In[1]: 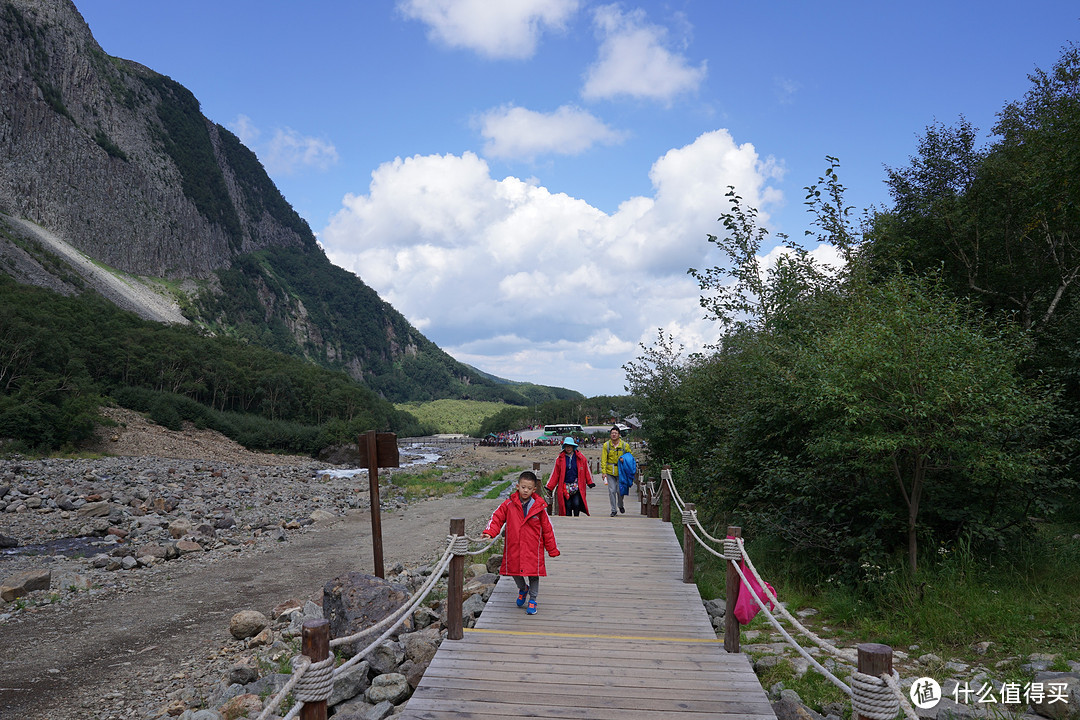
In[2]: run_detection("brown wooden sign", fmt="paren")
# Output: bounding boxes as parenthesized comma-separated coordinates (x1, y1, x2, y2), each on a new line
(354, 432, 400, 468)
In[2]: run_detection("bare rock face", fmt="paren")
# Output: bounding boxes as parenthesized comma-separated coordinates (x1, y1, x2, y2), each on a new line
(323, 572, 412, 657)
(0, 0, 311, 280)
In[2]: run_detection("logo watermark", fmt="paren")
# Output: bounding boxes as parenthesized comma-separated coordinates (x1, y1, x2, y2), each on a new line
(909, 678, 1071, 709)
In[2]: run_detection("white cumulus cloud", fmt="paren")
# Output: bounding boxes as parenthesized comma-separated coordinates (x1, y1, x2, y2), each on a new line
(398, 0, 579, 59)
(582, 4, 707, 103)
(319, 129, 793, 395)
(264, 129, 339, 176)
(227, 115, 339, 176)
(478, 105, 629, 160)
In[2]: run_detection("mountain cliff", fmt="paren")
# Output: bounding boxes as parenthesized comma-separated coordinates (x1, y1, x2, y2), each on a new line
(0, 0, 579, 405)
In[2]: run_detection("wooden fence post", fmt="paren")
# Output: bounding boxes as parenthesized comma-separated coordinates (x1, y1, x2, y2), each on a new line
(300, 619, 330, 720)
(724, 526, 742, 653)
(855, 644, 893, 720)
(682, 502, 695, 583)
(447, 518, 465, 640)
(640, 477, 649, 514)
(660, 465, 672, 522)
(364, 430, 385, 579)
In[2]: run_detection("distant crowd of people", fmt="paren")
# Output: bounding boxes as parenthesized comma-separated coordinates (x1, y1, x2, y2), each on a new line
(475, 429, 608, 448)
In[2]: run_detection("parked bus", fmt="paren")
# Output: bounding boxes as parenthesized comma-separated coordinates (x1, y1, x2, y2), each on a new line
(543, 423, 584, 436)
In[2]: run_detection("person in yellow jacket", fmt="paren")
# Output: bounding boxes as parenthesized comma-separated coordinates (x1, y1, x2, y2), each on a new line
(600, 426, 631, 516)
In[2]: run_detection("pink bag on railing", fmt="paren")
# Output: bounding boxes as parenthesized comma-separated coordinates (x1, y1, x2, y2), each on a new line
(728, 535, 777, 625)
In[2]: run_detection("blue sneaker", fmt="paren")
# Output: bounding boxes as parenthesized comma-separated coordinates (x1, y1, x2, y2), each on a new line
(516, 590, 528, 607)
(526, 599, 537, 615)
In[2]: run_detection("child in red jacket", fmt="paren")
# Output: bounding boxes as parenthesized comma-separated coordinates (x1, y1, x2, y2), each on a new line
(482, 471, 560, 615)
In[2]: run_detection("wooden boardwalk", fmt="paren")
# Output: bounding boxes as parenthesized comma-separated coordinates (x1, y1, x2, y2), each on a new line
(399, 507, 777, 719)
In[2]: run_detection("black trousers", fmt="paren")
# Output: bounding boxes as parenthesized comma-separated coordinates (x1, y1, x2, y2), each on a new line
(566, 491, 585, 516)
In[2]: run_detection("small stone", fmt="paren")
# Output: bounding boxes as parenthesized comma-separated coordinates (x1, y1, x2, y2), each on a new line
(218, 693, 262, 719)
(176, 540, 202, 554)
(1, 569, 52, 602)
(229, 610, 268, 640)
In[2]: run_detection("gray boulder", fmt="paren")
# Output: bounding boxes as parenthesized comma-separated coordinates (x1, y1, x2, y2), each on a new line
(773, 693, 826, 720)
(365, 640, 405, 675)
(365, 673, 410, 705)
(323, 572, 412, 657)
(462, 593, 485, 619)
(403, 630, 439, 665)
(1030, 672, 1080, 720)
(365, 700, 396, 719)
(328, 660, 371, 706)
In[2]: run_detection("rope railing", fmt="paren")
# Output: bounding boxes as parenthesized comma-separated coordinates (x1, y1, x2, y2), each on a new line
(255, 526, 504, 720)
(653, 465, 919, 720)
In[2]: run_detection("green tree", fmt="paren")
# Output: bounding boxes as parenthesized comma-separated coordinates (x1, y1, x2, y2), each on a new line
(629, 161, 1061, 579)
(797, 275, 1054, 572)
(869, 44, 1080, 333)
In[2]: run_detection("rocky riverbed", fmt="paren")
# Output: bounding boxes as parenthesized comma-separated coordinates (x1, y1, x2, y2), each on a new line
(0, 408, 521, 719)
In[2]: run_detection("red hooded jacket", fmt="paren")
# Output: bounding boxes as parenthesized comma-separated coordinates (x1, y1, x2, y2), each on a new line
(545, 449, 594, 516)
(483, 491, 560, 576)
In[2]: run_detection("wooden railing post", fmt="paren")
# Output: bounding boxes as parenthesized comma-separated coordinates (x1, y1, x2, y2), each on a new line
(682, 502, 695, 583)
(648, 482, 659, 518)
(724, 526, 742, 653)
(640, 477, 650, 514)
(300, 619, 330, 720)
(660, 465, 672, 522)
(364, 430, 385, 578)
(447, 518, 465, 640)
(855, 644, 893, 720)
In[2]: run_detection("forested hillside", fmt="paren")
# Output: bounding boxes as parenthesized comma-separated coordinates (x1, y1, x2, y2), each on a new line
(0, 275, 425, 454)
(628, 44, 1080, 581)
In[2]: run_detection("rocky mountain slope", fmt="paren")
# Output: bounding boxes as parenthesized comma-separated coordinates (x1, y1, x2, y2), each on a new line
(0, 0, 576, 404)
(0, 0, 309, 277)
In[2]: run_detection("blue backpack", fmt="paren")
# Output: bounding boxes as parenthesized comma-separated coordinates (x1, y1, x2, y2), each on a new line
(617, 452, 637, 496)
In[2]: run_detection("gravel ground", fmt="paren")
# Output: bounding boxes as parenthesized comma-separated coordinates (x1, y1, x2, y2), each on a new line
(0, 408, 565, 719)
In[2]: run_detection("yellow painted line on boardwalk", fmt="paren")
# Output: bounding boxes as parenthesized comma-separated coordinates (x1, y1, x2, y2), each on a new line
(465, 628, 722, 642)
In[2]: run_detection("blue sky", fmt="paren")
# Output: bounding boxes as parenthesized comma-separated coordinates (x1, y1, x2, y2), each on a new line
(74, 1, 1078, 396)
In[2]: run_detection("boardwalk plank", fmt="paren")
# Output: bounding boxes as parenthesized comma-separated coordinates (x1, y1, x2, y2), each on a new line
(397, 506, 776, 719)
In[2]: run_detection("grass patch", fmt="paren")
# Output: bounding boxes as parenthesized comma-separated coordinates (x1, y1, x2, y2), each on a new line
(388, 467, 463, 500)
(462, 466, 523, 496)
(680, 517, 1080, 716)
(485, 480, 514, 499)
(394, 399, 510, 435)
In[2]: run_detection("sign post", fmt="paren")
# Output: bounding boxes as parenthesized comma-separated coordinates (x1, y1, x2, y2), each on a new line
(356, 430, 399, 578)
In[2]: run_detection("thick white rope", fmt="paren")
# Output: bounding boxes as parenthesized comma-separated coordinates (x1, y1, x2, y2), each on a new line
(257, 527, 500, 720)
(882, 667, 922, 720)
(293, 655, 336, 703)
(686, 523, 855, 695)
(667, 468, 920, 720)
(734, 536, 858, 664)
(668, 472, 857, 663)
(458, 526, 505, 555)
(851, 670, 903, 720)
